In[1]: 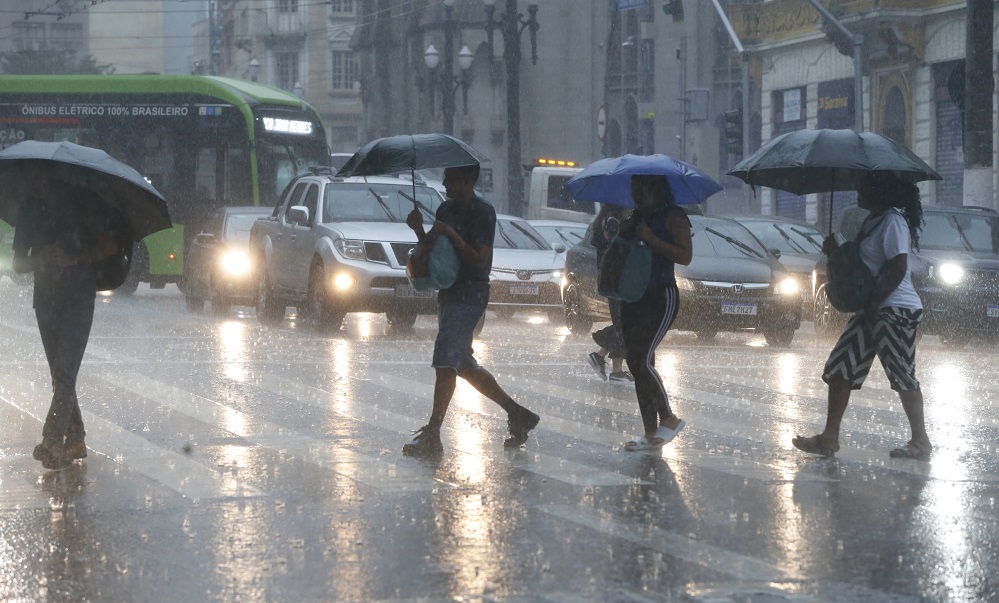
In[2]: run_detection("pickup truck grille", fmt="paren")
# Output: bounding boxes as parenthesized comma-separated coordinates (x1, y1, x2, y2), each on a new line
(364, 242, 389, 263)
(390, 242, 417, 265)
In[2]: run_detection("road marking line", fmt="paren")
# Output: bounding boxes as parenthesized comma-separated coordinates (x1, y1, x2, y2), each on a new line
(109, 372, 443, 493)
(0, 374, 259, 501)
(253, 371, 648, 488)
(539, 503, 802, 583)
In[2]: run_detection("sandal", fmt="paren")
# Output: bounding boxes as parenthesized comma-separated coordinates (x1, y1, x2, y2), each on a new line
(624, 435, 665, 451)
(791, 435, 837, 457)
(624, 419, 687, 451)
(889, 441, 931, 460)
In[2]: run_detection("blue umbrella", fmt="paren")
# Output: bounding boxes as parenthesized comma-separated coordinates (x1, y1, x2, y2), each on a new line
(564, 154, 723, 207)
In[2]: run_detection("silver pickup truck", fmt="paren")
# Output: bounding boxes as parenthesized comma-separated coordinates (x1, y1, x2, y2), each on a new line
(249, 172, 446, 330)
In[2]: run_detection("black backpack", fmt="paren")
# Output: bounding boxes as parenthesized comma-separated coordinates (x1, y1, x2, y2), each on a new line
(825, 216, 881, 313)
(94, 207, 135, 292)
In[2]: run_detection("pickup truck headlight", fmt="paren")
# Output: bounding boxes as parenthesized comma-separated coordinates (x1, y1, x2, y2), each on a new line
(932, 262, 965, 285)
(334, 238, 365, 260)
(220, 250, 251, 276)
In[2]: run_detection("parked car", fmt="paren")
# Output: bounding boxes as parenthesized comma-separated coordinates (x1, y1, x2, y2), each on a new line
(185, 206, 273, 313)
(489, 215, 565, 321)
(528, 219, 589, 258)
(561, 214, 803, 346)
(249, 170, 446, 330)
(813, 204, 999, 347)
(728, 215, 823, 314)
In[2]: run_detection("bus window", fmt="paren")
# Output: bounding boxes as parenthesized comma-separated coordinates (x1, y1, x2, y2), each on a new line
(224, 147, 252, 206)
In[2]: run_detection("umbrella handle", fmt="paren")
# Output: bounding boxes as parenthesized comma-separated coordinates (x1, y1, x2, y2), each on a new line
(828, 169, 836, 236)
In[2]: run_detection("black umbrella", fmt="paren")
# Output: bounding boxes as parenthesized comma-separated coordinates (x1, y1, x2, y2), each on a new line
(728, 129, 941, 194)
(0, 140, 171, 239)
(337, 133, 490, 178)
(727, 129, 941, 230)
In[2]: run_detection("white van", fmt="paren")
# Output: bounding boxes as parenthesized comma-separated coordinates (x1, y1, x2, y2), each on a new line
(526, 161, 594, 224)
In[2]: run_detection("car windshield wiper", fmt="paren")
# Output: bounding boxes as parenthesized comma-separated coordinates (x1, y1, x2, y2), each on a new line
(496, 223, 517, 248)
(399, 190, 436, 222)
(366, 187, 396, 221)
(949, 216, 975, 251)
(789, 226, 824, 251)
(770, 223, 808, 254)
(705, 227, 763, 258)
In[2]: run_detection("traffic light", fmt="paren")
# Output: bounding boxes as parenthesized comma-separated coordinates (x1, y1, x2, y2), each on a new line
(723, 109, 743, 155)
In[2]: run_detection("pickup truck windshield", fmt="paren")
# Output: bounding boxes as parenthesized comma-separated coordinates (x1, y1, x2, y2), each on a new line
(324, 183, 444, 223)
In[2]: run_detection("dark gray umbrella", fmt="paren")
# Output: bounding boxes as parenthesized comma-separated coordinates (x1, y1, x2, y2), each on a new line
(727, 129, 941, 232)
(337, 133, 489, 178)
(728, 129, 941, 195)
(0, 140, 171, 239)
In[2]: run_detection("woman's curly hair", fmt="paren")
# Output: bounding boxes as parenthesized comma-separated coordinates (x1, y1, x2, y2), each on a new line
(871, 172, 923, 250)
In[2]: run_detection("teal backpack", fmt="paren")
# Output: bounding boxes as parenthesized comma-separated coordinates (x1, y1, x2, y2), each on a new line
(407, 236, 459, 291)
(598, 236, 651, 302)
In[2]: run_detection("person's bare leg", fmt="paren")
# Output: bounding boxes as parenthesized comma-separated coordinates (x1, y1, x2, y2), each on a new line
(460, 366, 518, 413)
(793, 377, 850, 454)
(894, 389, 932, 457)
(428, 368, 458, 427)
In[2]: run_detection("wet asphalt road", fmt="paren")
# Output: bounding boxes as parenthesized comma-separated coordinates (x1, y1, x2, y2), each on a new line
(1, 282, 998, 603)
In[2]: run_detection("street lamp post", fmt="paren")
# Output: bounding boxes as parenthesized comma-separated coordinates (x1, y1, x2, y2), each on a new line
(424, 42, 474, 136)
(483, 0, 539, 218)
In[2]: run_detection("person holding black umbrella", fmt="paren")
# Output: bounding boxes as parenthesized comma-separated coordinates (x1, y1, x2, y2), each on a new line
(792, 172, 932, 460)
(620, 174, 693, 451)
(12, 161, 119, 470)
(403, 163, 540, 457)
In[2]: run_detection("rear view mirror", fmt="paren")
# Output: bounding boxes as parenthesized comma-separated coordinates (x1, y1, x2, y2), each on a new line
(553, 243, 567, 254)
(195, 233, 216, 245)
(769, 247, 782, 259)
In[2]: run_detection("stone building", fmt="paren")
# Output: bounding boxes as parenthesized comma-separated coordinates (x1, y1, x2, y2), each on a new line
(1, 0, 89, 65)
(729, 0, 994, 228)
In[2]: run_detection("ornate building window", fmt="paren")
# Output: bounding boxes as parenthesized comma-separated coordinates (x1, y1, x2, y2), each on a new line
(331, 51, 358, 90)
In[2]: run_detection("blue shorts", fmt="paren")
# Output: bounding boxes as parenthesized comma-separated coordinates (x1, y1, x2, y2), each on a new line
(432, 301, 485, 373)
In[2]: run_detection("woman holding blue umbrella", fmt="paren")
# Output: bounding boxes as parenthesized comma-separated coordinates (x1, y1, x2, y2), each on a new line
(617, 174, 693, 450)
(566, 155, 719, 450)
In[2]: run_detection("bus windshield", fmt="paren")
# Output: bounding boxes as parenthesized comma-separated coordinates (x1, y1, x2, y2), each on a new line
(257, 136, 329, 206)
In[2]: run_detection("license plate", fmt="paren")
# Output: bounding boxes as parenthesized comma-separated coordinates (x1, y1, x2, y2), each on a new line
(395, 285, 433, 299)
(509, 284, 540, 296)
(721, 302, 758, 316)
(988, 305, 999, 318)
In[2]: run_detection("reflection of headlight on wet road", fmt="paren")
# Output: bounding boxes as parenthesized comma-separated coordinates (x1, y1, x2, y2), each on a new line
(220, 250, 251, 276)
(774, 277, 799, 296)
(935, 263, 965, 285)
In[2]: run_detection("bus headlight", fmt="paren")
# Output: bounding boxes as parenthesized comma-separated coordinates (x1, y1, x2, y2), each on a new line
(333, 272, 354, 291)
(774, 276, 800, 296)
(334, 239, 365, 260)
(934, 262, 965, 285)
(220, 250, 251, 276)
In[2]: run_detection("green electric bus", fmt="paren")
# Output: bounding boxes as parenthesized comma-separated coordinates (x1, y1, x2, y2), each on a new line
(0, 75, 329, 291)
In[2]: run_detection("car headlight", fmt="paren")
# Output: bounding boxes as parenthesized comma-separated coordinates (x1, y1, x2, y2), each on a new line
(551, 270, 563, 280)
(333, 272, 354, 290)
(334, 238, 365, 260)
(220, 250, 251, 276)
(933, 262, 965, 285)
(774, 276, 800, 296)
(676, 276, 696, 291)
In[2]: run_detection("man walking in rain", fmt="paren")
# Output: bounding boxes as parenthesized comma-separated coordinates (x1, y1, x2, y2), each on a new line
(403, 163, 540, 457)
(12, 161, 117, 470)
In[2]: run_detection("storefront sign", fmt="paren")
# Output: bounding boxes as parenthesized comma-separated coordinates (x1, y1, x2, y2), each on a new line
(783, 89, 801, 122)
(817, 79, 854, 129)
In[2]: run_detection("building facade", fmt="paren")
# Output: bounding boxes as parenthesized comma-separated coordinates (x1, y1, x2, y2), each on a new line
(352, 0, 610, 216)
(730, 0, 995, 229)
(1, 0, 89, 66)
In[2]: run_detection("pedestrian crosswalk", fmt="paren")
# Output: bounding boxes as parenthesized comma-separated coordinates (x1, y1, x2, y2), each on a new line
(2, 304, 998, 602)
